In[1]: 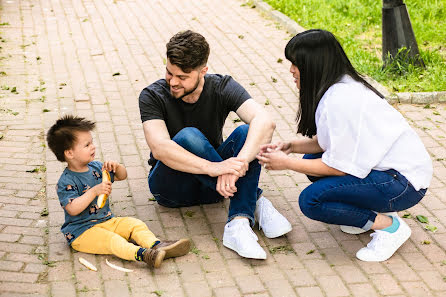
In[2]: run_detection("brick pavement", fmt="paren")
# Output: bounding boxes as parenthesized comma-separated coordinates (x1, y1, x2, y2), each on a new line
(0, 0, 445, 296)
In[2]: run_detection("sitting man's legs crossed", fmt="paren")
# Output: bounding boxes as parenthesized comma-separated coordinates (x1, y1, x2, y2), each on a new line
(148, 125, 291, 259)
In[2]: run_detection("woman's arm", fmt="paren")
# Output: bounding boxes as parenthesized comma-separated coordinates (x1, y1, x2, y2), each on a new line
(257, 150, 345, 177)
(289, 136, 323, 154)
(286, 157, 345, 177)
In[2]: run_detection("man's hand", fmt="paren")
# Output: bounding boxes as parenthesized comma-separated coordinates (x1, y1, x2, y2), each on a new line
(216, 174, 239, 198)
(207, 157, 248, 177)
(256, 150, 290, 170)
(92, 181, 112, 197)
(102, 161, 119, 173)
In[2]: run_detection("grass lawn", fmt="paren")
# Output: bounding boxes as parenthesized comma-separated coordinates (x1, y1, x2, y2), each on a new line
(261, 0, 446, 92)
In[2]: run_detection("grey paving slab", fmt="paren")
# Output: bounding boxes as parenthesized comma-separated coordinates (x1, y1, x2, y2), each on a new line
(0, 0, 445, 296)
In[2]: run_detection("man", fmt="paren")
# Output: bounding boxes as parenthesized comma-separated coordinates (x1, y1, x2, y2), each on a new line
(139, 30, 291, 259)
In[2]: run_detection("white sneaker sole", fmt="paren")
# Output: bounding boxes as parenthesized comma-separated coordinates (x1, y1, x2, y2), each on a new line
(222, 240, 267, 259)
(261, 224, 292, 238)
(340, 225, 366, 235)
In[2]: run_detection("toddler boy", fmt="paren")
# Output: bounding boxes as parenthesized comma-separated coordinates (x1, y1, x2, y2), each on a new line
(47, 115, 190, 268)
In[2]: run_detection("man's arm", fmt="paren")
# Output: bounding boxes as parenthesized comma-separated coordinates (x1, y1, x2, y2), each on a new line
(235, 99, 276, 162)
(143, 119, 246, 177)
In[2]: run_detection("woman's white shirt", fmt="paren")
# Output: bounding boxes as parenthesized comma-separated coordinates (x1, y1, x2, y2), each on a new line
(316, 75, 432, 190)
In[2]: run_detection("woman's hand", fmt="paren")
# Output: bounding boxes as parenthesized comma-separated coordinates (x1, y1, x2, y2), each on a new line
(259, 142, 292, 155)
(256, 150, 290, 170)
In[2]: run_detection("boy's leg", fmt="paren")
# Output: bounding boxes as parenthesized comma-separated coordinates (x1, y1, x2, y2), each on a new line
(71, 219, 139, 261)
(110, 217, 159, 248)
(112, 217, 191, 258)
(72, 218, 165, 267)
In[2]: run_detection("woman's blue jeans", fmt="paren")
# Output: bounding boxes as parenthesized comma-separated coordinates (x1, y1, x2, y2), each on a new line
(148, 125, 262, 226)
(299, 153, 427, 230)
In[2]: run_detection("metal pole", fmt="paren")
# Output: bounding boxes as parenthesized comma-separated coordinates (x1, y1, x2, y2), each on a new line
(382, 0, 424, 67)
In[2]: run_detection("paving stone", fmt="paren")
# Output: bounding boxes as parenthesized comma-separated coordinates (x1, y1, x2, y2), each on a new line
(104, 280, 130, 297)
(236, 275, 265, 294)
(296, 287, 324, 297)
(0, 282, 48, 295)
(348, 283, 379, 297)
(213, 286, 242, 297)
(0, 260, 23, 271)
(317, 275, 350, 297)
(51, 281, 76, 297)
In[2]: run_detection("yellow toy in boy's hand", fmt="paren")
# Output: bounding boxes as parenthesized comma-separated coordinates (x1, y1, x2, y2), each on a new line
(97, 170, 111, 208)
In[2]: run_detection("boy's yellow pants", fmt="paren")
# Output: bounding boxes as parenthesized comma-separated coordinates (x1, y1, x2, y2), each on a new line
(71, 217, 158, 261)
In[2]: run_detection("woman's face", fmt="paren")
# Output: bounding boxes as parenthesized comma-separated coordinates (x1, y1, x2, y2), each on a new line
(290, 64, 300, 89)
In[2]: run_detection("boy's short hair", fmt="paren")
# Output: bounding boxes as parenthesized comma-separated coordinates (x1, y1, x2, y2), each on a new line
(47, 115, 95, 162)
(166, 30, 210, 72)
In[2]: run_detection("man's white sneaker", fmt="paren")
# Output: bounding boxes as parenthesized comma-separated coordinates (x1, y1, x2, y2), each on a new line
(255, 196, 292, 238)
(340, 212, 399, 235)
(223, 218, 267, 259)
(356, 216, 411, 262)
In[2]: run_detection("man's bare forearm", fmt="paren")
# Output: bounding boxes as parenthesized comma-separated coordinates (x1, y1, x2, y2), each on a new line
(237, 115, 275, 162)
(151, 139, 213, 175)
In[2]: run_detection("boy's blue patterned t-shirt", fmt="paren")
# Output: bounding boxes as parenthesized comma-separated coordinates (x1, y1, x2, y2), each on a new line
(57, 161, 115, 245)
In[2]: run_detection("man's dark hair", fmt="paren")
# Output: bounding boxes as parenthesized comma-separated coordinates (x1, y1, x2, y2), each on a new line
(166, 30, 210, 72)
(285, 29, 384, 137)
(46, 115, 95, 162)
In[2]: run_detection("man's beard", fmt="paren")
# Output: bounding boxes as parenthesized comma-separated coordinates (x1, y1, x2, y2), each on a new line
(170, 78, 200, 99)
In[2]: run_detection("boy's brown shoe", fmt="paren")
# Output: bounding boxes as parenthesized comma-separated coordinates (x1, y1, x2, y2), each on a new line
(143, 248, 165, 268)
(153, 238, 191, 259)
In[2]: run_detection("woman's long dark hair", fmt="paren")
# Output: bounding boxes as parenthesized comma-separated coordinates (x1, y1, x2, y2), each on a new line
(285, 29, 384, 137)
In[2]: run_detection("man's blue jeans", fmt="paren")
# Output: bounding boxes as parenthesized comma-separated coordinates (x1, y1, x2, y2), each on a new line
(299, 153, 427, 230)
(148, 125, 262, 226)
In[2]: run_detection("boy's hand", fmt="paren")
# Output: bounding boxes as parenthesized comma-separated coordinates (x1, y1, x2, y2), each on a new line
(102, 161, 119, 173)
(93, 181, 112, 196)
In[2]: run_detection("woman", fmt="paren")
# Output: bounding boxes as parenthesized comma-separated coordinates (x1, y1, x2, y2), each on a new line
(257, 29, 432, 262)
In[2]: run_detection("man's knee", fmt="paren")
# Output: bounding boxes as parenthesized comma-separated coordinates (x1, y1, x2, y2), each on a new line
(172, 127, 209, 153)
(232, 124, 249, 140)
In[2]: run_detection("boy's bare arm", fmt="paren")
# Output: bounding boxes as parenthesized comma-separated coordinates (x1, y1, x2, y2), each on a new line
(64, 182, 111, 216)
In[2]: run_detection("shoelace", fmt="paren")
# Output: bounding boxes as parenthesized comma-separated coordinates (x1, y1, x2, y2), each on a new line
(143, 249, 159, 267)
(367, 230, 390, 250)
(236, 221, 258, 241)
(258, 200, 274, 230)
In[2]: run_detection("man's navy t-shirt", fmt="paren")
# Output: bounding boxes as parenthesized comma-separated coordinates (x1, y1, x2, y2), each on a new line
(139, 74, 251, 165)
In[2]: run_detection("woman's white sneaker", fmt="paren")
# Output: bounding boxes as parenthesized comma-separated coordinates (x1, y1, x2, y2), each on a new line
(356, 216, 411, 262)
(223, 218, 267, 259)
(255, 196, 292, 238)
